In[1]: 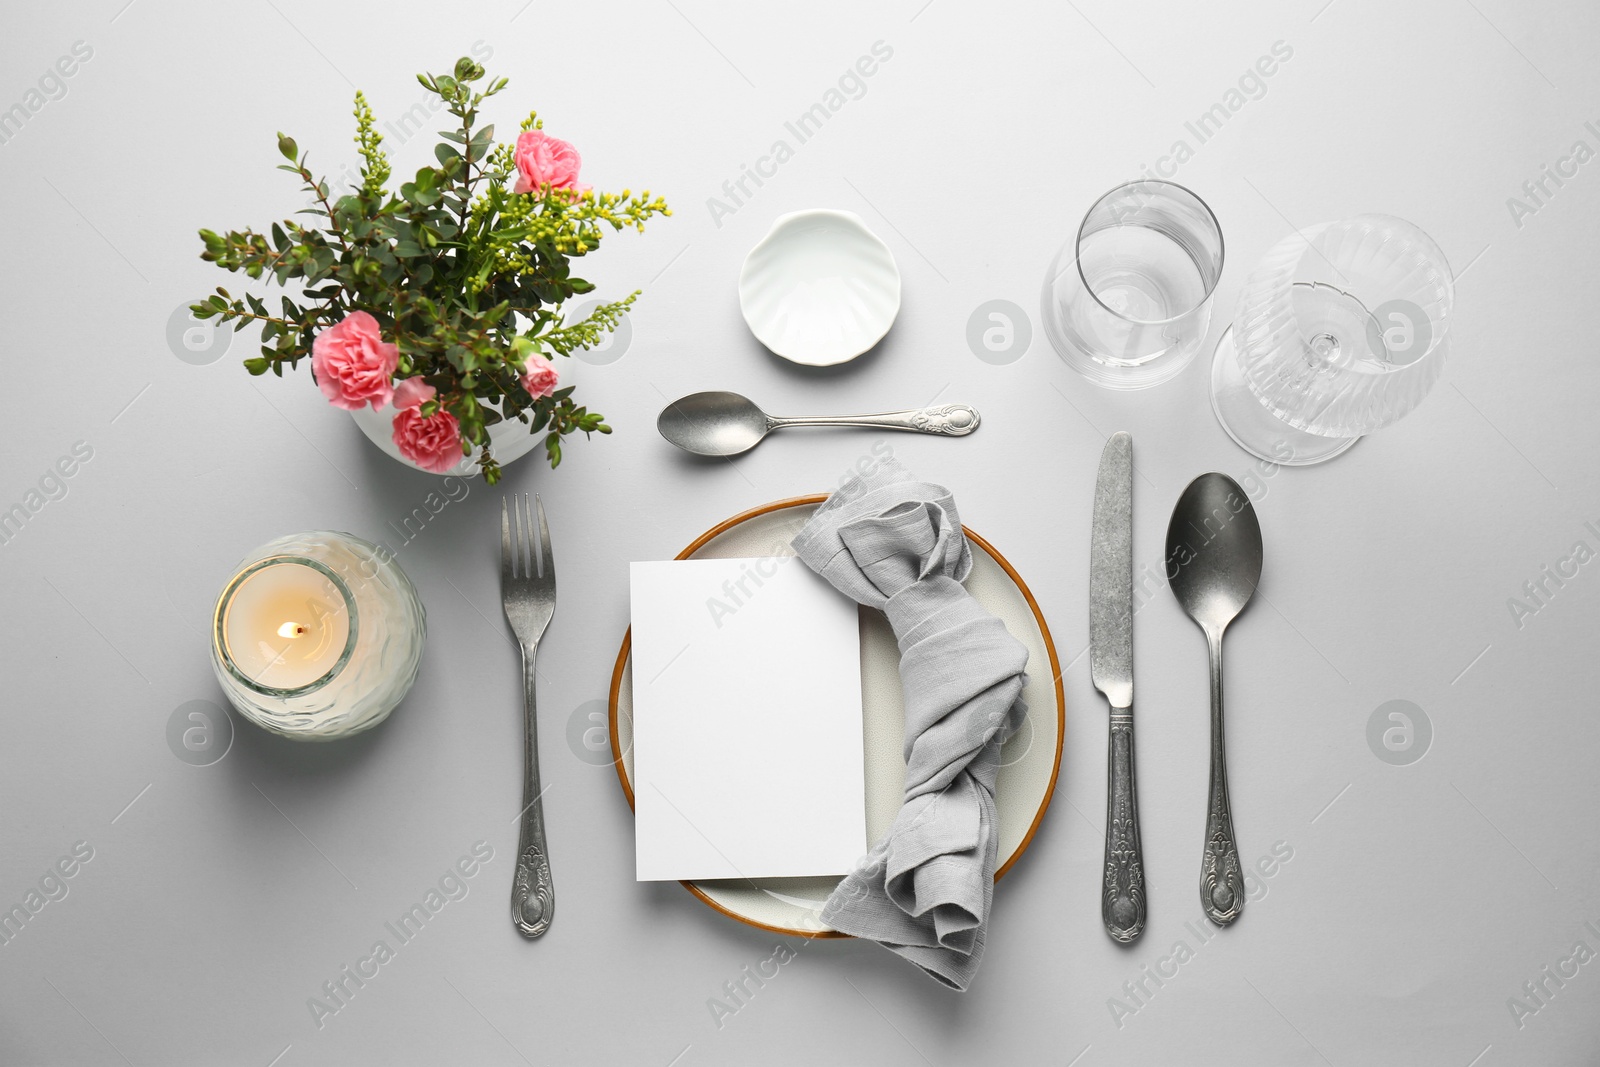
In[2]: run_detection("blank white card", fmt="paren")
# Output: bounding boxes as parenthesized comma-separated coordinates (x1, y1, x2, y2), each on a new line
(629, 558, 866, 882)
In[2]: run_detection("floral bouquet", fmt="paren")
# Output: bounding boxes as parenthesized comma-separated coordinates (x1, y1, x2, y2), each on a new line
(192, 57, 669, 482)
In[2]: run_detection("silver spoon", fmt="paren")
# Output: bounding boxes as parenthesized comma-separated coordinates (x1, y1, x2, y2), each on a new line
(657, 391, 980, 457)
(1166, 472, 1263, 927)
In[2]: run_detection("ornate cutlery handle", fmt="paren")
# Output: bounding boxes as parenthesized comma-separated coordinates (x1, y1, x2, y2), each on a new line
(1103, 707, 1146, 943)
(1201, 632, 1243, 925)
(512, 649, 555, 938)
(769, 403, 980, 436)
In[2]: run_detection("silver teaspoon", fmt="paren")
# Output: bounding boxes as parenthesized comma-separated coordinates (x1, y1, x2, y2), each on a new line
(1166, 473, 1263, 926)
(657, 391, 980, 457)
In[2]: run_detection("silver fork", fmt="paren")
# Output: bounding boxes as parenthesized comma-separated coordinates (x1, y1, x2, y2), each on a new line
(501, 494, 556, 938)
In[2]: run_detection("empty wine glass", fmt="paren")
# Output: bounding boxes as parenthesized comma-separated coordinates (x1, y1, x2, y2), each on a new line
(1042, 180, 1225, 389)
(1209, 214, 1453, 464)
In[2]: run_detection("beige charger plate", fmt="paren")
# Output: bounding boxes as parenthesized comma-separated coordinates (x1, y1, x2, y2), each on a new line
(607, 495, 1065, 938)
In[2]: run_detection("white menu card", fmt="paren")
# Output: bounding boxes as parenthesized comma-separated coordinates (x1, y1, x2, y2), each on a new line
(629, 557, 866, 881)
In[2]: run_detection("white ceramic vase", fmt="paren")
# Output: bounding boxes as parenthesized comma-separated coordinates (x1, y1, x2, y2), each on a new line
(348, 403, 542, 477)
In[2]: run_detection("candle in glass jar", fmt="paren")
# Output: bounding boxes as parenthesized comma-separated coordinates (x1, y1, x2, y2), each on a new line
(211, 532, 425, 740)
(219, 560, 352, 691)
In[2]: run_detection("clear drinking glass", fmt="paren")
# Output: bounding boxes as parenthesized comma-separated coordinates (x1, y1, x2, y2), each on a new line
(1209, 214, 1453, 465)
(1042, 180, 1225, 389)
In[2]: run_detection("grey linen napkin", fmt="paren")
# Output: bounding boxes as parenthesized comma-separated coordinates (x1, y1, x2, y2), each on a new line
(791, 457, 1028, 990)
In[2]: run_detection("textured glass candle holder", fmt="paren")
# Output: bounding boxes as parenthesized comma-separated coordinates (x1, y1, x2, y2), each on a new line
(211, 531, 426, 740)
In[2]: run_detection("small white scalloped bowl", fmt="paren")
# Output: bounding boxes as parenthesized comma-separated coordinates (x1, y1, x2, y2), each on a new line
(738, 209, 902, 366)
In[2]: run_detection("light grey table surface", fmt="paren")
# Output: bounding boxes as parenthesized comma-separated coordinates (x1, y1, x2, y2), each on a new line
(4, 1, 1599, 1064)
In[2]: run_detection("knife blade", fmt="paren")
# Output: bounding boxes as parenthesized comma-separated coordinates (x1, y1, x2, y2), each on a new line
(1090, 432, 1133, 709)
(1091, 430, 1144, 943)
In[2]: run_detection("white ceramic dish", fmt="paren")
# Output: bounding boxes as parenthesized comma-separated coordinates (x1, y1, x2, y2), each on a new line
(608, 496, 1065, 937)
(737, 210, 902, 366)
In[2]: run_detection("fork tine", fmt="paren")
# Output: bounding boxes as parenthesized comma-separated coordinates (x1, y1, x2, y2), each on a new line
(514, 494, 529, 580)
(535, 494, 554, 584)
(515, 494, 525, 580)
(500, 496, 514, 584)
(518, 493, 532, 580)
(515, 494, 528, 580)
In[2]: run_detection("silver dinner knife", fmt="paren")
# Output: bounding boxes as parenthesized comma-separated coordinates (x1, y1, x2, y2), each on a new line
(1091, 431, 1145, 943)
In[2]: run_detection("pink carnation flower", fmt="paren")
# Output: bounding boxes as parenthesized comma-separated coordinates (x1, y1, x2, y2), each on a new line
(310, 311, 397, 411)
(390, 376, 435, 412)
(389, 378, 462, 473)
(521, 353, 560, 400)
(513, 130, 589, 195)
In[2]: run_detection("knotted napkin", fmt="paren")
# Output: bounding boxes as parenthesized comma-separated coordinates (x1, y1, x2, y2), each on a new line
(791, 457, 1028, 990)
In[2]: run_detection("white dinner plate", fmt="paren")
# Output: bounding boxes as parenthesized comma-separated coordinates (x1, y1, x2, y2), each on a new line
(737, 209, 902, 366)
(608, 496, 1065, 937)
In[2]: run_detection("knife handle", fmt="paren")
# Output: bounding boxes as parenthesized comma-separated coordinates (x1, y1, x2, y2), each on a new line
(1102, 707, 1146, 943)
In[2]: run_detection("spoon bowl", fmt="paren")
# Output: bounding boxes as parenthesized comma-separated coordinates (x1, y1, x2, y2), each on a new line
(658, 391, 772, 457)
(1166, 472, 1263, 927)
(1166, 473, 1263, 633)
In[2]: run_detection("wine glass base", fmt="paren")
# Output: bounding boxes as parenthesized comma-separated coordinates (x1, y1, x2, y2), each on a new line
(1209, 327, 1360, 466)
